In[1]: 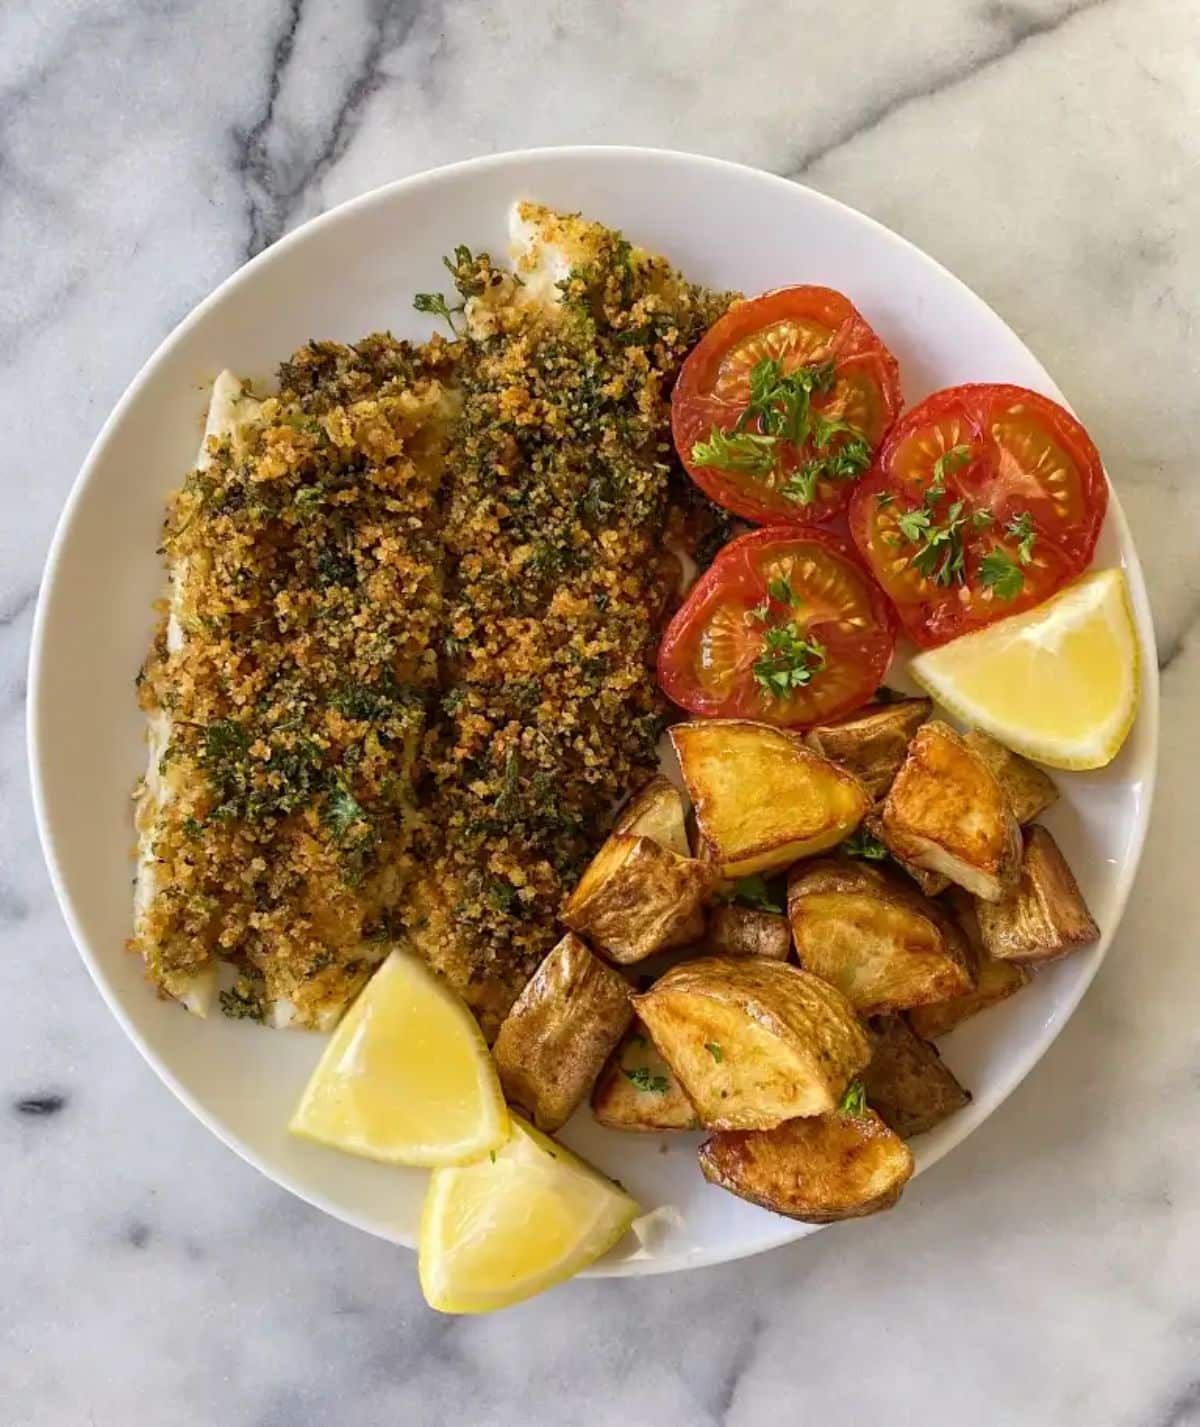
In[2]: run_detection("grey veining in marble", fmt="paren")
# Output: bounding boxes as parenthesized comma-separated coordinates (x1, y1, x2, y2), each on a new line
(3, 2, 1199, 1424)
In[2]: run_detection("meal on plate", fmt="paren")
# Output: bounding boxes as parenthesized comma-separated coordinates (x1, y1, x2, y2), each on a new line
(132, 201, 1140, 1313)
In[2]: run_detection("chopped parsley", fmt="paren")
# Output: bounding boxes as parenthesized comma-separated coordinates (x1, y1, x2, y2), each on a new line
(705, 1042, 724, 1063)
(731, 874, 783, 913)
(324, 784, 367, 841)
(895, 498, 970, 587)
(624, 1066, 670, 1094)
(839, 1080, 867, 1117)
(767, 575, 800, 606)
(932, 444, 972, 483)
(1007, 510, 1037, 563)
(413, 291, 459, 332)
(752, 624, 826, 698)
(979, 548, 1025, 599)
(690, 357, 871, 503)
(840, 828, 890, 861)
(690, 427, 776, 474)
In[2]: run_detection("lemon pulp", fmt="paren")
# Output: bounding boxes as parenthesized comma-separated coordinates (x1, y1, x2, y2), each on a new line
(419, 1116, 640, 1313)
(289, 950, 507, 1167)
(909, 569, 1139, 770)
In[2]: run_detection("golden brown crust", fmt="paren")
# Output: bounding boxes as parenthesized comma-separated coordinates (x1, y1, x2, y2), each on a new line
(804, 698, 931, 801)
(492, 932, 633, 1131)
(788, 857, 974, 1015)
(670, 720, 870, 877)
(962, 730, 1059, 825)
(698, 1109, 914, 1222)
(633, 957, 870, 1130)
(881, 721, 1021, 902)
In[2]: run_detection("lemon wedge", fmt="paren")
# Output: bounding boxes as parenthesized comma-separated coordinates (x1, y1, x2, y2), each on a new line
(909, 568, 1139, 770)
(419, 1116, 639, 1313)
(289, 950, 507, 1167)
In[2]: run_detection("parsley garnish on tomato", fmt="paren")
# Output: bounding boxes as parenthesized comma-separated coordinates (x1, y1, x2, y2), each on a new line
(657, 526, 895, 727)
(672, 287, 902, 527)
(849, 384, 1107, 648)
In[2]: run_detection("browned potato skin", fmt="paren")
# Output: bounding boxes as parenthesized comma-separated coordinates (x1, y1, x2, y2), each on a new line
(788, 858, 974, 1015)
(670, 720, 871, 877)
(703, 904, 791, 961)
(590, 1020, 699, 1132)
(977, 825, 1099, 964)
(903, 884, 1031, 1034)
(562, 833, 716, 965)
(492, 932, 633, 1133)
(698, 1109, 914, 1223)
(613, 774, 690, 857)
(805, 698, 932, 800)
(906, 956, 1031, 1038)
(863, 810, 950, 897)
(962, 731, 1059, 825)
(863, 1015, 970, 1137)
(881, 721, 1021, 902)
(633, 957, 870, 1131)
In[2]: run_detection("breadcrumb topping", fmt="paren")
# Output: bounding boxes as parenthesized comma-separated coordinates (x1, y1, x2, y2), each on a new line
(134, 206, 729, 1033)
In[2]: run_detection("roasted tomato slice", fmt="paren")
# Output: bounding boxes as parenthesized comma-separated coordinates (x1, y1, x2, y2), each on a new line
(849, 383, 1108, 648)
(672, 287, 902, 526)
(657, 527, 895, 727)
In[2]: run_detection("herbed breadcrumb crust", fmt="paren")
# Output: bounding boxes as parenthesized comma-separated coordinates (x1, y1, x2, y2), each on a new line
(135, 206, 730, 1033)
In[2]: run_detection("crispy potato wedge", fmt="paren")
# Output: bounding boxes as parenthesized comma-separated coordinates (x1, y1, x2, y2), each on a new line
(613, 774, 690, 857)
(977, 825, 1099, 963)
(590, 1020, 699, 1132)
(906, 956, 1031, 1038)
(703, 904, 791, 961)
(492, 932, 633, 1132)
(863, 1015, 970, 1137)
(562, 833, 715, 964)
(671, 720, 870, 877)
(805, 698, 932, 800)
(863, 810, 950, 897)
(903, 884, 1031, 1036)
(788, 858, 974, 1015)
(698, 1109, 914, 1222)
(881, 721, 1021, 902)
(963, 730, 1059, 825)
(633, 957, 870, 1130)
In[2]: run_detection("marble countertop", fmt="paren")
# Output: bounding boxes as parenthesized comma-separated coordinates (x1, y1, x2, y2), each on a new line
(4, 2, 1199, 1423)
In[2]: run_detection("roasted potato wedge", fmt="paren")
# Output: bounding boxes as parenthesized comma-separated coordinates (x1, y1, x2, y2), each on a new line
(904, 884, 1032, 1035)
(562, 833, 715, 964)
(863, 810, 950, 897)
(906, 956, 1031, 1038)
(633, 957, 870, 1130)
(591, 1020, 699, 1132)
(698, 1109, 914, 1222)
(671, 720, 870, 877)
(787, 858, 974, 1015)
(863, 1015, 970, 1137)
(881, 721, 1021, 902)
(613, 774, 690, 857)
(977, 825, 1099, 963)
(805, 698, 931, 800)
(962, 730, 1059, 825)
(492, 932, 633, 1132)
(703, 904, 791, 961)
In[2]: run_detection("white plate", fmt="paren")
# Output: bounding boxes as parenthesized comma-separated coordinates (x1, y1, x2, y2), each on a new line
(28, 147, 1158, 1276)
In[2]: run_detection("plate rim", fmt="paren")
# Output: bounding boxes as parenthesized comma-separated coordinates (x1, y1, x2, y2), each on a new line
(27, 145, 1160, 1277)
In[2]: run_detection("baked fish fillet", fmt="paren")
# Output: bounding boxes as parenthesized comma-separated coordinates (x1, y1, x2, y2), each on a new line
(401, 203, 729, 1037)
(134, 339, 456, 1027)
